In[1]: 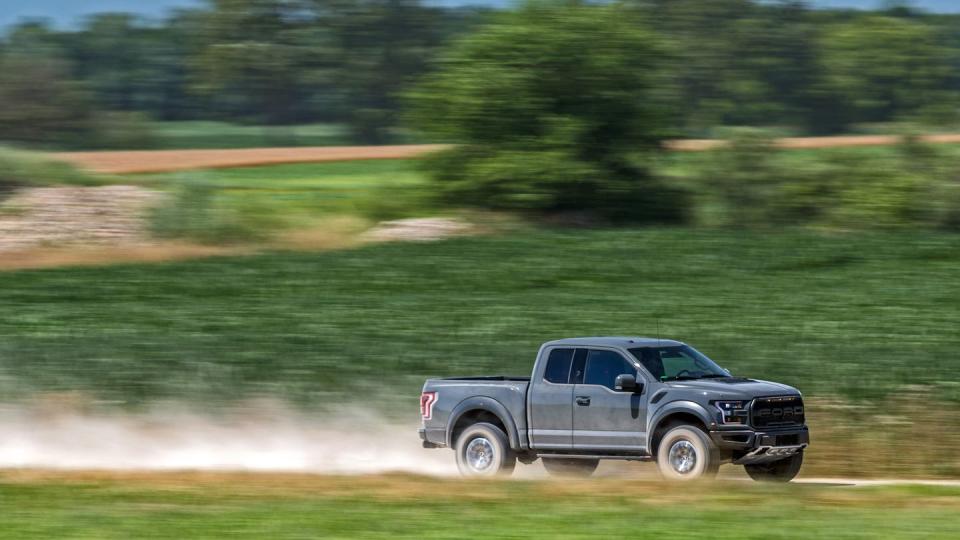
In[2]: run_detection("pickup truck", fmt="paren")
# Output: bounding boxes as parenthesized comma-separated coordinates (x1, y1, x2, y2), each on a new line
(420, 337, 809, 481)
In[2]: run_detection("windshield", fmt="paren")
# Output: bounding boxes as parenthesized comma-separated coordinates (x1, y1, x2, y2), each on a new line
(629, 345, 729, 381)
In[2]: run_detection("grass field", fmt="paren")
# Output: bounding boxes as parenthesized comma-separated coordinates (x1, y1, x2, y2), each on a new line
(1, 228, 958, 407)
(139, 160, 429, 221)
(133, 160, 434, 242)
(0, 472, 958, 539)
(147, 121, 354, 150)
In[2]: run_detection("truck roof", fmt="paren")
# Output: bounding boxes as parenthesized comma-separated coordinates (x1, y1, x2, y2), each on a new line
(543, 336, 685, 348)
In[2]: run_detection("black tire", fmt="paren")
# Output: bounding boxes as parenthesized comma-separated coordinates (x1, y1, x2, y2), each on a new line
(744, 451, 803, 482)
(542, 458, 600, 478)
(454, 422, 516, 477)
(656, 425, 720, 481)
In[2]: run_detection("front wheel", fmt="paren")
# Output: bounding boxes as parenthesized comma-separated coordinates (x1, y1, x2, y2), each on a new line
(542, 458, 599, 478)
(744, 451, 803, 482)
(455, 422, 516, 477)
(656, 425, 719, 481)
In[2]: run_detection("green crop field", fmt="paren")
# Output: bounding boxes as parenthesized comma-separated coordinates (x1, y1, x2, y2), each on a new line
(141, 160, 427, 215)
(0, 473, 957, 539)
(146, 121, 355, 150)
(1, 228, 958, 407)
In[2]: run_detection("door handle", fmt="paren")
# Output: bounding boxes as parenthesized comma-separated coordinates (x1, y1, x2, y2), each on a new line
(575, 396, 591, 406)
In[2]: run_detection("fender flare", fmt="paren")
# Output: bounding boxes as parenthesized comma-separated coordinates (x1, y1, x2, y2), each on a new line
(446, 396, 521, 450)
(647, 400, 716, 442)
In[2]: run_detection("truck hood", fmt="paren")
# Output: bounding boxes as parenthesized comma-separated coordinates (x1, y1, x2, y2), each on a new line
(664, 378, 800, 400)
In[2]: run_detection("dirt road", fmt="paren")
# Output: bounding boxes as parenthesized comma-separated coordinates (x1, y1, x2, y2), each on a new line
(52, 134, 960, 174)
(53, 144, 451, 174)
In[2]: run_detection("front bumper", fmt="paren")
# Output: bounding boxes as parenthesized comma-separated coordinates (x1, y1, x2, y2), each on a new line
(709, 426, 809, 465)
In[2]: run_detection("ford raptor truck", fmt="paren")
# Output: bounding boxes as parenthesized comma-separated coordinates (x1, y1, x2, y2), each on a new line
(419, 337, 808, 481)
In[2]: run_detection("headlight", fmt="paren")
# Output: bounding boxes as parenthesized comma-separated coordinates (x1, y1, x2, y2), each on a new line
(713, 400, 749, 425)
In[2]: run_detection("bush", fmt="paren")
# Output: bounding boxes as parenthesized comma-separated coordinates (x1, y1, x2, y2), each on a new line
(693, 132, 960, 230)
(150, 181, 267, 244)
(0, 147, 104, 198)
(408, 3, 686, 223)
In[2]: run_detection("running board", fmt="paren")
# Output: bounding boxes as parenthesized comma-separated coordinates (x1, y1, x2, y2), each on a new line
(538, 453, 653, 462)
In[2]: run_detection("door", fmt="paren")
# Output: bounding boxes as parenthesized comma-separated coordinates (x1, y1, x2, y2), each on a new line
(572, 349, 648, 451)
(528, 348, 581, 449)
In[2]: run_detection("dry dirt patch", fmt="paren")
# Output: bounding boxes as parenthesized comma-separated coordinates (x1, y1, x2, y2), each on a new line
(363, 217, 474, 242)
(0, 186, 164, 256)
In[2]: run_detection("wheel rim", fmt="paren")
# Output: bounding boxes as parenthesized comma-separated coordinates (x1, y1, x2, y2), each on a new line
(668, 440, 698, 474)
(465, 437, 495, 472)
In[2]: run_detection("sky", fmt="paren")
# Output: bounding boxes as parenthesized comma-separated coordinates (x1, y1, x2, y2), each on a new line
(2, 0, 959, 30)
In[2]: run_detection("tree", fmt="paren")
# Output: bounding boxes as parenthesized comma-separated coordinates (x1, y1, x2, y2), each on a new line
(192, 0, 312, 127)
(307, 0, 451, 143)
(819, 16, 960, 125)
(408, 1, 685, 223)
(0, 24, 96, 146)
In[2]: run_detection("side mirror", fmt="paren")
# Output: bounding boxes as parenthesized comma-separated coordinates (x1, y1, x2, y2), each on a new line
(615, 374, 642, 393)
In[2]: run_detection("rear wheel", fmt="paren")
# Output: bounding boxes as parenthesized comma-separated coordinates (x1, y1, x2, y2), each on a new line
(455, 422, 516, 477)
(656, 425, 719, 481)
(542, 458, 599, 478)
(744, 451, 803, 482)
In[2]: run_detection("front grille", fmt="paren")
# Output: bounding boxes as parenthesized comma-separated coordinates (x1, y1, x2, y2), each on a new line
(750, 395, 805, 429)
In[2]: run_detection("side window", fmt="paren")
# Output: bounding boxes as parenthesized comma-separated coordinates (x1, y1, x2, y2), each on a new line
(584, 350, 636, 390)
(543, 348, 574, 384)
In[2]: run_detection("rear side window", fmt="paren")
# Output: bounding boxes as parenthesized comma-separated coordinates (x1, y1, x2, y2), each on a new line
(543, 348, 574, 383)
(584, 349, 636, 390)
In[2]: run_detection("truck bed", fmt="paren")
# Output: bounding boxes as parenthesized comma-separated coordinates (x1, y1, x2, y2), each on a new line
(420, 376, 531, 449)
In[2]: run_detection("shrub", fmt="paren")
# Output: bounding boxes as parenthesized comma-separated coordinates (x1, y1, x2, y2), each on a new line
(0, 147, 104, 199)
(150, 181, 266, 244)
(408, 3, 686, 224)
(693, 132, 959, 230)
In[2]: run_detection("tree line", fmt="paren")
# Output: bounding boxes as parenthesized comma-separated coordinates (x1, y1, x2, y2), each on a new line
(1, 0, 959, 149)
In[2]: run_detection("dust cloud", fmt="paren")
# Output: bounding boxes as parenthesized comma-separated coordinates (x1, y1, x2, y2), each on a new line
(0, 401, 457, 475)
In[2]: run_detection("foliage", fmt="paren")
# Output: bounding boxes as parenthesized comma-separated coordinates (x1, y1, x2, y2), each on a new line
(139, 159, 429, 240)
(3, 1, 960, 146)
(691, 131, 960, 230)
(149, 180, 269, 244)
(819, 15, 960, 126)
(0, 51, 96, 147)
(188, 0, 454, 142)
(409, 2, 686, 222)
(0, 148, 105, 196)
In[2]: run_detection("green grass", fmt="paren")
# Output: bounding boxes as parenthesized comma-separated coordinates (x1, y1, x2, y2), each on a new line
(146, 121, 354, 150)
(143, 121, 427, 150)
(138, 160, 433, 241)
(140, 160, 428, 217)
(0, 475, 957, 539)
(0, 147, 109, 193)
(1, 229, 958, 408)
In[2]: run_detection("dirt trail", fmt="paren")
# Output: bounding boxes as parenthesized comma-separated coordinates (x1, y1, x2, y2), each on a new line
(53, 144, 451, 174)
(52, 135, 960, 174)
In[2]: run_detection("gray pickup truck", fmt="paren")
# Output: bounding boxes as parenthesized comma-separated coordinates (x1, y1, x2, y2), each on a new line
(420, 337, 808, 481)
